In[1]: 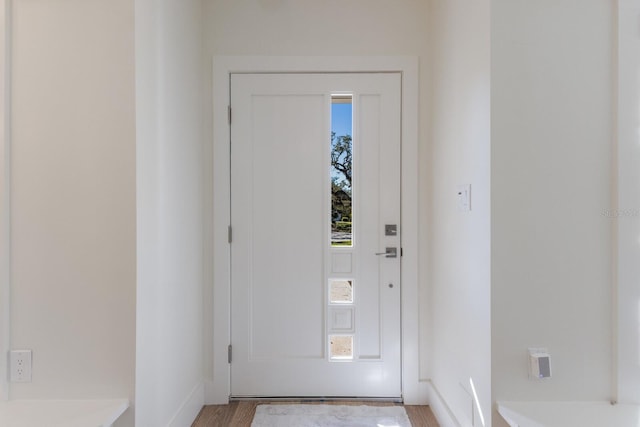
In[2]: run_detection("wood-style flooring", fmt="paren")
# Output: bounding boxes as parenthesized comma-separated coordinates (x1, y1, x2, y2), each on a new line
(192, 401, 440, 427)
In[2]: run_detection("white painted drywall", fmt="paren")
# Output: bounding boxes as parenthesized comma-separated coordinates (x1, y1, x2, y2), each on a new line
(426, 1, 491, 425)
(135, 0, 205, 425)
(491, 0, 614, 424)
(202, 0, 431, 404)
(617, 0, 640, 405)
(0, 0, 9, 403)
(8, 0, 136, 425)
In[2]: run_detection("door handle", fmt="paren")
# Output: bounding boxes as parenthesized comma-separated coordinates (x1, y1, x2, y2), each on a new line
(375, 247, 397, 258)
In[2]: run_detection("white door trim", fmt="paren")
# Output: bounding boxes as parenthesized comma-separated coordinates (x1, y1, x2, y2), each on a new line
(209, 56, 425, 404)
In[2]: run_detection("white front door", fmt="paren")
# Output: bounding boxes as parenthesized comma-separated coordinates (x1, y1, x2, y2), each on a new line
(230, 72, 401, 398)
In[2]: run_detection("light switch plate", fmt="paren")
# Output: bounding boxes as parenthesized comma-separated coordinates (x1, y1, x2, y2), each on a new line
(457, 184, 471, 212)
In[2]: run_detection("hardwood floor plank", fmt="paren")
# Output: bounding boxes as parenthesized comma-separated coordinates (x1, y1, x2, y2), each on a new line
(405, 404, 440, 426)
(230, 401, 257, 426)
(192, 401, 439, 427)
(193, 402, 241, 427)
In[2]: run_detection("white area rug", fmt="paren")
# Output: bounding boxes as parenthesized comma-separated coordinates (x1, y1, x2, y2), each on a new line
(251, 404, 412, 427)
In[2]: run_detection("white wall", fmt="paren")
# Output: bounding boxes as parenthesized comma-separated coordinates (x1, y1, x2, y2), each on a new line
(7, 0, 136, 424)
(4, 0, 206, 424)
(617, 0, 640, 405)
(491, 0, 614, 424)
(202, 0, 431, 403)
(135, 0, 205, 425)
(0, 0, 9, 402)
(426, 1, 491, 425)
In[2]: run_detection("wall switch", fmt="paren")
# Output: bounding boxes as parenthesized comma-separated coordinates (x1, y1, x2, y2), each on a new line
(9, 350, 32, 382)
(457, 184, 471, 212)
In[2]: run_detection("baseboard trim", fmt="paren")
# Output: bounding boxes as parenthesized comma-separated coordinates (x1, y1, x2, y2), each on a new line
(168, 381, 205, 427)
(204, 378, 229, 405)
(426, 380, 463, 427)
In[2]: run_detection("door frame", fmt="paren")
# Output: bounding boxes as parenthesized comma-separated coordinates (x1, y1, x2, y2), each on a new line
(209, 56, 425, 404)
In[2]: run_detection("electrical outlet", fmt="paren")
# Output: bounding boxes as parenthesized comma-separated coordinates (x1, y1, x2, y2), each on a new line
(528, 347, 551, 379)
(9, 350, 32, 382)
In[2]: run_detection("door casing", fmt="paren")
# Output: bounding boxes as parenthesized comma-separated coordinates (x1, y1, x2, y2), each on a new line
(209, 56, 425, 405)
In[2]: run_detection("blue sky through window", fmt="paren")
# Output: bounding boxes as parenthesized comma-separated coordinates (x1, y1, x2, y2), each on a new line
(332, 102, 352, 137)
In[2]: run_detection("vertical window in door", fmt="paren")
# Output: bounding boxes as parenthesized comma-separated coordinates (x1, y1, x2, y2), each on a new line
(329, 95, 354, 362)
(331, 95, 353, 247)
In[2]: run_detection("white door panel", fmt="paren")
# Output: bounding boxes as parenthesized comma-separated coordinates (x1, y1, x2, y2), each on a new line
(231, 73, 401, 397)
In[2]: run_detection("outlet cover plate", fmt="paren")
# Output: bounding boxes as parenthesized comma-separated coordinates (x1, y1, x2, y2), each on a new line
(9, 350, 32, 382)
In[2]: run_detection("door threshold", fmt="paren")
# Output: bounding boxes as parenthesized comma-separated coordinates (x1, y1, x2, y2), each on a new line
(229, 396, 403, 403)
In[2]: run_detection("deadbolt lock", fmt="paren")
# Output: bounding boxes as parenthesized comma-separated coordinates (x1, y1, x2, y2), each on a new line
(385, 224, 398, 236)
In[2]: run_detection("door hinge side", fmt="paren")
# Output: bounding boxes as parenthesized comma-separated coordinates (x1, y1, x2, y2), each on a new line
(228, 225, 233, 243)
(228, 344, 232, 363)
(228, 105, 232, 125)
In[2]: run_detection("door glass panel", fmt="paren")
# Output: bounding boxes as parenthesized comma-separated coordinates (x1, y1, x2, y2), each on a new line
(329, 335, 353, 360)
(331, 95, 353, 247)
(329, 279, 353, 304)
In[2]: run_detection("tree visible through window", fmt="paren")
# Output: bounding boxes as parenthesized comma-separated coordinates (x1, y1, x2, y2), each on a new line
(331, 97, 352, 246)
